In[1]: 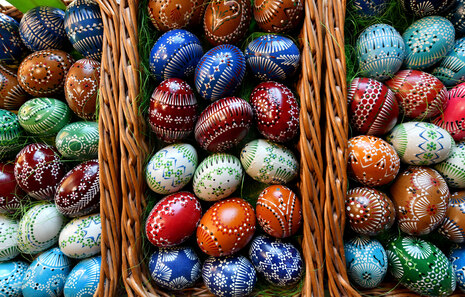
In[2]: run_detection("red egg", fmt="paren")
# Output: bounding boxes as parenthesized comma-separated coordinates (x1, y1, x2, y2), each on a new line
(250, 81, 299, 143)
(146, 191, 202, 247)
(197, 197, 256, 256)
(14, 143, 66, 200)
(348, 77, 399, 135)
(149, 78, 198, 143)
(195, 97, 253, 152)
(148, 0, 206, 32)
(0, 162, 27, 213)
(438, 191, 465, 243)
(253, 0, 304, 33)
(433, 83, 465, 142)
(0, 65, 28, 110)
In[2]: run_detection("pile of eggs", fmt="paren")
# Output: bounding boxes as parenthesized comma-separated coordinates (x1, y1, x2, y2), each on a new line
(344, 0, 465, 295)
(0, 1, 104, 296)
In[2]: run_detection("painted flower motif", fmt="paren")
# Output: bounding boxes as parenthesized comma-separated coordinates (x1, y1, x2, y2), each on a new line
(426, 142, 437, 151)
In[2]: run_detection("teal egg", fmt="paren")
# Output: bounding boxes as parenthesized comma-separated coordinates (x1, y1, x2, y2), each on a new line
(433, 37, 465, 87)
(0, 261, 28, 297)
(55, 122, 99, 160)
(0, 109, 23, 158)
(63, 256, 101, 297)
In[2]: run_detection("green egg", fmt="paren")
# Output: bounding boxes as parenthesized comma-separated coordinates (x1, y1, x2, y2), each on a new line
(55, 121, 98, 160)
(0, 109, 23, 158)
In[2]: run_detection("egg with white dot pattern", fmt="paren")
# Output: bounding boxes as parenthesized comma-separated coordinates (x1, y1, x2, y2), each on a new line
(55, 122, 99, 160)
(0, 261, 28, 297)
(435, 141, 465, 189)
(0, 13, 23, 63)
(0, 214, 19, 261)
(446, 0, 465, 35)
(0, 109, 23, 159)
(433, 38, 465, 87)
(400, 0, 456, 17)
(63, 256, 101, 297)
(449, 244, 465, 292)
(59, 213, 101, 259)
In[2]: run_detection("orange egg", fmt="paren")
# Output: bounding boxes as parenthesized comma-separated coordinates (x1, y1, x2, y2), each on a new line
(438, 191, 465, 243)
(148, 0, 206, 32)
(0, 65, 28, 110)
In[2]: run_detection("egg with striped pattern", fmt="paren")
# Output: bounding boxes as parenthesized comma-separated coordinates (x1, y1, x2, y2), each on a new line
(0, 13, 23, 64)
(400, 0, 456, 17)
(433, 37, 465, 87)
(55, 122, 99, 160)
(435, 141, 465, 189)
(446, 0, 465, 35)
(439, 191, 465, 243)
(0, 261, 28, 297)
(253, 0, 304, 33)
(59, 213, 101, 259)
(433, 83, 465, 142)
(0, 65, 28, 111)
(0, 110, 23, 159)
(64, 256, 101, 297)
(0, 215, 19, 261)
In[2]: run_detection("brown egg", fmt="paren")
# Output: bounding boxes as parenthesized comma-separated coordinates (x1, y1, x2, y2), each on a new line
(439, 191, 465, 243)
(65, 59, 100, 120)
(17, 49, 74, 97)
(0, 65, 28, 110)
(391, 166, 450, 236)
(253, 0, 304, 33)
(148, 0, 206, 32)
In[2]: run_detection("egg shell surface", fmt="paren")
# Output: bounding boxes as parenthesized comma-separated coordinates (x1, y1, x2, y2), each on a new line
(63, 256, 101, 297)
(439, 191, 465, 243)
(433, 83, 465, 142)
(0, 13, 23, 63)
(0, 65, 28, 111)
(435, 141, 465, 189)
(59, 213, 101, 259)
(0, 261, 28, 297)
(0, 214, 18, 261)
(450, 244, 465, 292)
(55, 121, 99, 161)
(253, 0, 304, 33)
(0, 162, 26, 214)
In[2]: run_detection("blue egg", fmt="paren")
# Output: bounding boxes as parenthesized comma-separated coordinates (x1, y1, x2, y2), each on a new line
(403, 16, 455, 70)
(248, 235, 303, 287)
(148, 246, 201, 290)
(446, 0, 465, 35)
(450, 244, 465, 293)
(195, 44, 246, 101)
(202, 255, 256, 297)
(0, 261, 28, 297)
(64, 0, 103, 61)
(64, 256, 101, 297)
(22, 247, 71, 297)
(344, 236, 388, 289)
(352, 0, 390, 17)
(433, 37, 465, 87)
(244, 35, 300, 81)
(149, 29, 203, 82)
(0, 13, 23, 64)
(356, 24, 405, 81)
(400, 0, 456, 17)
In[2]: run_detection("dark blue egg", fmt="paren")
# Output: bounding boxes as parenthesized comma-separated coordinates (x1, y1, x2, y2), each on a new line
(0, 261, 28, 297)
(149, 29, 203, 83)
(433, 37, 465, 87)
(248, 234, 303, 287)
(450, 244, 465, 293)
(202, 255, 256, 297)
(244, 35, 300, 81)
(0, 13, 23, 63)
(400, 0, 456, 17)
(446, 0, 465, 35)
(352, 0, 390, 17)
(64, 0, 104, 61)
(64, 256, 101, 297)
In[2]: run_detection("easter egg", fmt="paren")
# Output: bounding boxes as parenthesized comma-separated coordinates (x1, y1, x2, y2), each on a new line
(356, 24, 405, 81)
(352, 0, 389, 17)
(347, 135, 400, 187)
(59, 213, 101, 259)
(435, 141, 465, 189)
(249, 235, 303, 287)
(346, 187, 396, 236)
(256, 185, 302, 238)
(197, 198, 256, 256)
(0, 215, 19, 261)
(64, 0, 104, 61)
(195, 44, 246, 101)
(433, 38, 465, 87)
(250, 81, 300, 142)
(385, 70, 447, 119)
(348, 77, 399, 135)
(19, 6, 67, 52)
(0, 163, 26, 213)
(18, 98, 72, 136)
(147, 0, 206, 32)
(17, 49, 74, 97)
(253, 0, 304, 33)
(0, 110, 23, 158)
(204, 0, 251, 46)
(450, 244, 465, 292)
(55, 122, 99, 160)
(148, 246, 201, 290)
(344, 236, 388, 288)
(0, 65, 28, 110)
(400, 0, 456, 17)
(192, 153, 243, 201)
(386, 122, 454, 166)
(63, 256, 101, 297)
(0, 261, 28, 297)
(22, 247, 71, 297)
(149, 78, 198, 143)
(145, 191, 201, 247)
(433, 83, 465, 142)
(244, 35, 300, 82)
(202, 255, 257, 297)
(145, 143, 198, 195)
(0, 13, 22, 63)
(438, 191, 465, 242)
(446, 0, 465, 35)
(149, 29, 203, 82)
(195, 97, 253, 152)
(65, 59, 100, 120)
(240, 139, 299, 184)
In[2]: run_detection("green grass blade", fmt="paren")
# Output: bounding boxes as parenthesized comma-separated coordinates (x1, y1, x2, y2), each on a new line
(5, 0, 67, 13)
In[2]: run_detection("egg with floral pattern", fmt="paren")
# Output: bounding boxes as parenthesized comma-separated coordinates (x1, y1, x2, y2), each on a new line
(446, 0, 465, 35)
(253, 0, 304, 33)
(59, 213, 101, 259)
(55, 122, 99, 160)
(438, 191, 465, 242)
(435, 141, 465, 189)
(0, 215, 19, 261)
(449, 244, 465, 292)
(0, 65, 28, 111)
(433, 83, 465, 142)
(63, 256, 101, 297)
(147, 0, 206, 32)
(0, 110, 23, 158)
(0, 13, 23, 63)
(0, 261, 28, 297)
(433, 38, 465, 87)
(0, 162, 26, 214)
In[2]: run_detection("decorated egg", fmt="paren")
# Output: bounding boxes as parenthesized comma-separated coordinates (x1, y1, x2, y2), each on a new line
(65, 59, 100, 120)
(0, 13, 22, 63)
(446, 0, 465, 35)
(346, 187, 396, 236)
(386, 122, 454, 166)
(202, 255, 256, 297)
(386, 236, 456, 296)
(18, 98, 72, 136)
(147, 0, 206, 32)
(145, 143, 198, 194)
(352, 0, 389, 17)
(0, 110, 23, 158)
(59, 213, 101, 259)
(55, 160, 99, 217)
(63, 256, 101, 297)
(197, 198, 256, 256)
(0, 162, 26, 213)
(347, 135, 400, 187)
(400, 0, 456, 17)
(344, 236, 388, 288)
(435, 141, 465, 189)
(348, 77, 398, 135)
(55, 122, 99, 160)
(433, 83, 465, 142)
(250, 81, 300, 142)
(17, 49, 74, 97)
(64, 0, 103, 61)
(195, 97, 253, 152)
(385, 70, 447, 119)
(256, 185, 302, 238)
(449, 244, 465, 292)
(148, 246, 201, 290)
(149, 78, 198, 143)
(0, 215, 19, 261)
(433, 38, 465, 87)
(149, 29, 203, 82)
(145, 192, 201, 247)
(244, 35, 300, 82)
(192, 153, 243, 201)
(356, 24, 405, 81)
(0, 261, 28, 297)
(439, 191, 465, 242)
(253, 0, 304, 33)
(195, 44, 246, 101)
(0, 65, 28, 110)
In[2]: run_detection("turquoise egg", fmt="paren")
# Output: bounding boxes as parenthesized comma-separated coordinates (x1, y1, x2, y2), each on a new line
(433, 37, 465, 87)
(0, 261, 28, 297)
(55, 121, 99, 160)
(0, 109, 23, 159)
(63, 256, 101, 297)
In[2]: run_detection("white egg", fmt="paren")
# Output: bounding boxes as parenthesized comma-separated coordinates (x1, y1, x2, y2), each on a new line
(0, 214, 19, 261)
(435, 141, 465, 189)
(59, 213, 101, 259)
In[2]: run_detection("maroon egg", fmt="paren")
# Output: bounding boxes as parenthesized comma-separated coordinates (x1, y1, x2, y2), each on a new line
(432, 82, 465, 142)
(250, 81, 299, 143)
(195, 97, 253, 152)
(0, 162, 27, 213)
(55, 159, 99, 217)
(348, 77, 399, 135)
(145, 191, 202, 247)
(149, 78, 198, 143)
(14, 143, 66, 200)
